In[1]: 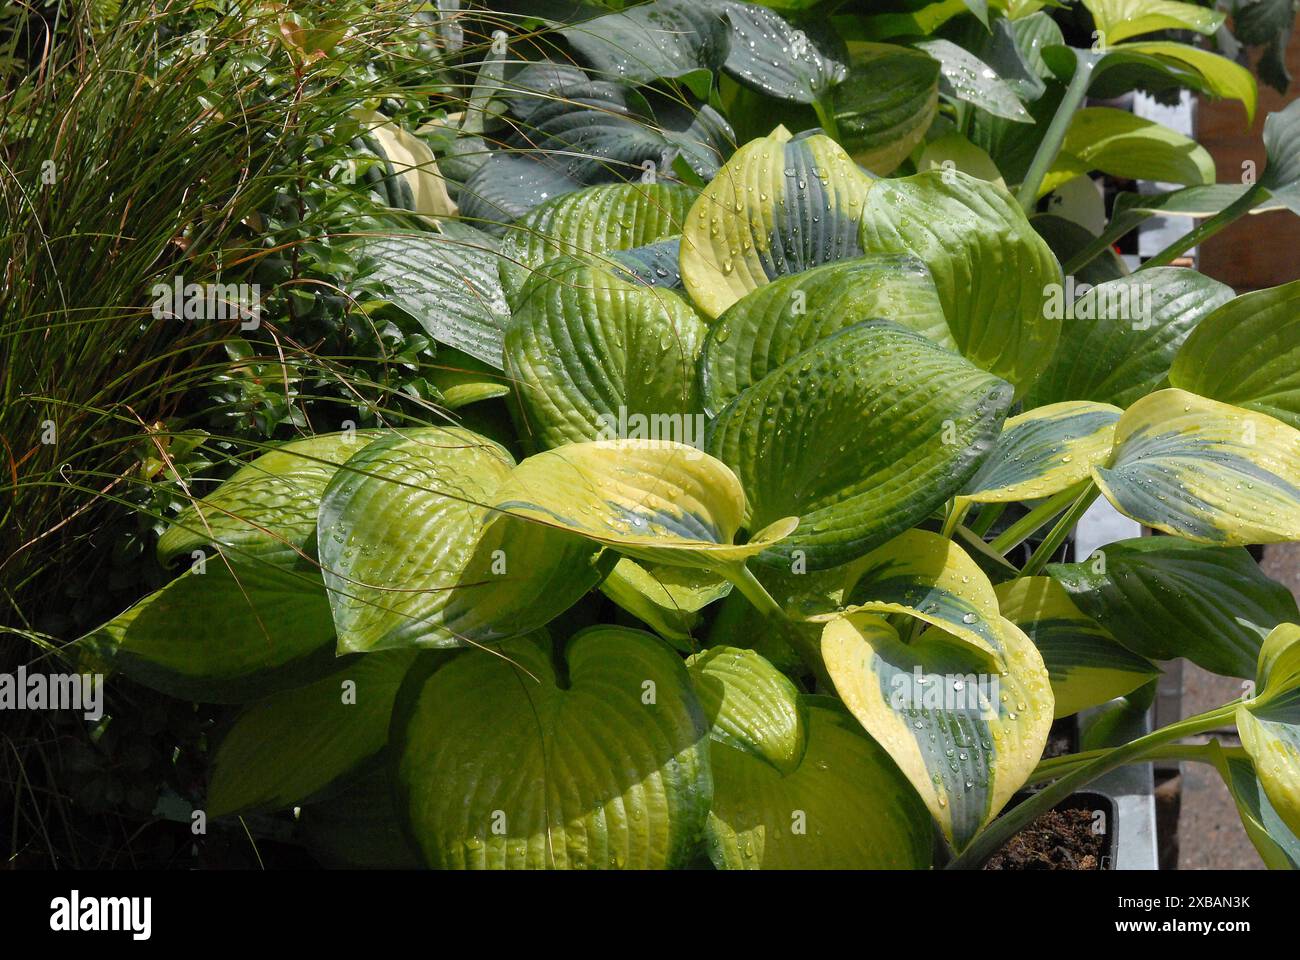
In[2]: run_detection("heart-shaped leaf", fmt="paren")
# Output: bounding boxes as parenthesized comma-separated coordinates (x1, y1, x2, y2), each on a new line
(1092, 388, 1300, 545)
(822, 611, 1053, 850)
(995, 576, 1158, 718)
(698, 255, 952, 415)
(720, 2, 846, 103)
(681, 127, 874, 319)
(829, 43, 940, 174)
(707, 321, 1013, 569)
(393, 627, 712, 869)
(504, 257, 708, 450)
(1047, 537, 1300, 678)
(1171, 279, 1300, 431)
(1025, 268, 1235, 409)
(858, 170, 1061, 390)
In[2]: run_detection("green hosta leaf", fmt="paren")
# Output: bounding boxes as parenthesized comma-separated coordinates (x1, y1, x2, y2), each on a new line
(1238, 624, 1300, 839)
(1040, 107, 1215, 198)
(681, 127, 873, 319)
(858, 170, 1061, 390)
(822, 611, 1053, 850)
(1256, 622, 1300, 702)
(708, 321, 1013, 570)
(688, 645, 807, 773)
(609, 237, 684, 290)
(158, 432, 373, 568)
(1261, 98, 1300, 214)
(504, 257, 707, 450)
(833, 529, 1009, 667)
(560, 0, 726, 92)
(600, 558, 732, 643)
(497, 182, 698, 304)
(916, 131, 1006, 186)
(1092, 388, 1300, 546)
(1009, 11, 1065, 81)
(1083, 0, 1224, 44)
(427, 349, 510, 409)
(317, 428, 603, 652)
(1025, 268, 1235, 409)
(299, 766, 421, 869)
(1047, 537, 1300, 678)
(1113, 43, 1256, 126)
(915, 38, 1032, 123)
(830, 43, 940, 175)
(490, 439, 797, 574)
(207, 650, 417, 817)
(356, 232, 509, 368)
(698, 256, 952, 416)
(995, 576, 1157, 718)
(1171, 279, 1300, 431)
(703, 693, 933, 868)
(79, 559, 336, 703)
(959, 401, 1121, 504)
(1206, 742, 1300, 870)
(707, 563, 847, 674)
(721, 2, 847, 103)
(393, 627, 712, 869)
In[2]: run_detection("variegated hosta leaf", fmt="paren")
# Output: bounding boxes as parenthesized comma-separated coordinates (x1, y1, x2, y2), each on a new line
(393, 627, 712, 869)
(959, 401, 1121, 504)
(559, 0, 727, 91)
(1207, 742, 1300, 869)
(490, 439, 797, 573)
(692, 649, 932, 870)
(1092, 388, 1300, 545)
(707, 321, 1013, 570)
(822, 612, 1054, 851)
(681, 127, 874, 318)
(158, 432, 374, 568)
(1171, 278, 1300, 431)
(995, 577, 1158, 718)
(207, 650, 418, 816)
(858, 170, 1061, 390)
(78, 559, 337, 703)
(1238, 624, 1300, 840)
(698, 255, 952, 416)
(1048, 537, 1299, 679)
(600, 558, 732, 644)
(833, 529, 1008, 667)
(830, 43, 940, 175)
(609, 237, 684, 290)
(503, 257, 707, 450)
(720, 2, 846, 104)
(1024, 267, 1235, 410)
(317, 428, 603, 652)
(356, 109, 457, 222)
(497, 183, 697, 303)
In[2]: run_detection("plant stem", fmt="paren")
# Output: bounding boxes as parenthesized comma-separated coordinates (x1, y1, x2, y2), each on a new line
(967, 501, 1007, 539)
(729, 563, 785, 620)
(987, 484, 1083, 555)
(947, 702, 1241, 869)
(1061, 211, 1143, 275)
(1016, 52, 1095, 214)
(1137, 183, 1263, 269)
(813, 96, 842, 144)
(941, 500, 971, 539)
(1021, 482, 1099, 576)
(1027, 740, 1219, 784)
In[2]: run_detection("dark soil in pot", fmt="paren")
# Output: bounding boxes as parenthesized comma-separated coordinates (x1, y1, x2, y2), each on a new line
(983, 793, 1113, 870)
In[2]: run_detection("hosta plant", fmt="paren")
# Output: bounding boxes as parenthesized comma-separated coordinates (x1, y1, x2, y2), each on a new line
(75, 0, 1300, 869)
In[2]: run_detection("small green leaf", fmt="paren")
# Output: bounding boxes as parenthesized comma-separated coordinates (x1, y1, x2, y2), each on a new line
(687, 645, 807, 774)
(915, 38, 1032, 123)
(600, 558, 732, 644)
(1083, 0, 1224, 44)
(830, 43, 940, 174)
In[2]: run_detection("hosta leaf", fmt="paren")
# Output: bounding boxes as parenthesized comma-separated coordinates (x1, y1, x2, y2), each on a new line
(1047, 537, 1300, 678)
(1261, 98, 1300, 214)
(609, 237, 685, 290)
(393, 627, 712, 869)
(830, 43, 940, 175)
(1082, 0, 1224, 44)
(458, 151, 586, 230)
(703, 693, 933, 868)
(1112, 43, 1256, 126)
(959, 401, 1121, 504)
(498, 182, 698, 304)
(822, 612, 1053, 850)
(158, 432, 374, 568)
(1171, 279, 1300, 430)
(1040, 107, 1215, 198)
(79, 559, 337, 703)
(356, 110, 457, 221)
(299, 766, 421, 869)
(1024, 268, 1235, 409)
(707, 321, 1013, 570)
(1009, 11, 1065, 81)
(707, 563, 847, 674)
(1206, 742, 1300, 870)
(681, 127, 874, 319)
(1092, 389, 1300, 545)
(600, 558, 732, 643)
(858, 170, 1061, 390)
(355, 232, 510, 368)
(687, 645, 807, 774)
(995, 576, 1157, 718)
(721, 2, 846, 103)
(490, 439, 797, 573)
(1238, 624, 1300, 839)
(504, 257, 707, 450)
(560, 0, 727, 92)
(698, 255, 952, 415)
(318, 428, 603, 652)
(915, 38, 1032, 123)
(207, 650, 418, 817)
